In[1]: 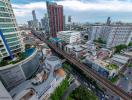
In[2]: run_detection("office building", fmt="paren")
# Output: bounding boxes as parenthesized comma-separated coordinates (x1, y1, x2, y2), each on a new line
(27, 20, 33, 29)
(46, 1, 64, 37)
(41, 13, 49, 32)
(32, 10, 37, 21)
(32, 10, 38, 29)
(57, 31, 81, 44)
(0, 0, 23, 59)
(106, 17, 111, 25)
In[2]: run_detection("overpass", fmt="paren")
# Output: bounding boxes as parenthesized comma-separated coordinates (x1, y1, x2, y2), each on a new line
(33, 32, 132, 100)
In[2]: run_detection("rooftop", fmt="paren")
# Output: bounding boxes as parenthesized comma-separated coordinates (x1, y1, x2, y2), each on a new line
(111, 54, 129, 64)
(10, 55, 64, 99)
(57, 31, 80, 36)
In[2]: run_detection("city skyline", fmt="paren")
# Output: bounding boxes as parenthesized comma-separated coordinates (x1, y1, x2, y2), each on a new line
(12, 0, 132, 24)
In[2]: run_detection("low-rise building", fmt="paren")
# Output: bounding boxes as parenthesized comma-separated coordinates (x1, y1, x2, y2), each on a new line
(64, 44, 87, 58)
(84, 54, 119, 78)
(57, 31, 81, 44)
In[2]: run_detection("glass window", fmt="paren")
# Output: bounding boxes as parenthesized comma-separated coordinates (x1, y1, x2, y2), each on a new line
(10, 45, 20, 50)
(4, 34, 17, 38)
(0, 18, 12, 22)
(1, 28, 16, 33)
(8, 41, 20, 47)
(0, 2, 5, 7)
(0, 24, 15, 28)
(6, 37, 18, 42)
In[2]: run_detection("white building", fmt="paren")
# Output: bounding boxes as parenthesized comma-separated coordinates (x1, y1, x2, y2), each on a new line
(88, 24, 132, 48)
(57, 31, 81, 44)
(106, 25, 132, 48)
(64, 44, 87, 58)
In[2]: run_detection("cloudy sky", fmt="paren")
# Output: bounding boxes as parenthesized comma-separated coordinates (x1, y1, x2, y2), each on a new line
(11, 0, 132, 24)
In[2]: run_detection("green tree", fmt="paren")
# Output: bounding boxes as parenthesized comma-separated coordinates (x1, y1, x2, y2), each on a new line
(128, 42, 132, 46)
(51, 79, 69, 100)
(114, 44, 127, 53)
(67, 86, 98, 100)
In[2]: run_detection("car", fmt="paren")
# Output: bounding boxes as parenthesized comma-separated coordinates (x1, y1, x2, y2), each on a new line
(125, 77, 129, 80)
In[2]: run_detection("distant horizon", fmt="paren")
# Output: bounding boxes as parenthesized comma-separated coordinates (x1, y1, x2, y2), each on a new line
(11, 0, 132, 24)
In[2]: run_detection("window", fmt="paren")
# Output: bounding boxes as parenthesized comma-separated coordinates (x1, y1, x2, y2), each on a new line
(8, 41, 20, 47)
(0, 18, 12, 22)
(0, 2, 5, 7)
(4, 34, 17, 38)
(6, 37, 18, 42)
(0, 24, 15, 28)
(1, 28, 16, 33)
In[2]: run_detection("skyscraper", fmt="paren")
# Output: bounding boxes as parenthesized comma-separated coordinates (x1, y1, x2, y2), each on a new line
(106, 17, 111, 25)
(41, 13, 49, 33)
(32, 10, 38, 30)
(46, 1, 64, 37)
(0, 0, 23, 59)
(32, 10, 37, 21)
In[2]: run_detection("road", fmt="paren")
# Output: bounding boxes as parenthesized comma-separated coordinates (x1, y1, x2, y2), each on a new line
(62, 80, 80, 100)
(33, 31, 132, 100)
(117, 67, 132, 95)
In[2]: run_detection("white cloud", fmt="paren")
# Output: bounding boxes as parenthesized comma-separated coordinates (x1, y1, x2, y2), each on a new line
(12, 2, 46, 17)
(57, 0, 132, 12)
(12, 0, 132, 17)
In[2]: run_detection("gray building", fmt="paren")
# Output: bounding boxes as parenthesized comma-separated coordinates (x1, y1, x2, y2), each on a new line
(0, 49, 41, 90)
(41, 14, 49, 33)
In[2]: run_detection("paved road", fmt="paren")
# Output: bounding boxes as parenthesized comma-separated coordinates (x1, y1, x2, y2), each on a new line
(117, 67, 132, 94)
(33, 31, 132, 100)
(62, 80, 80, 100)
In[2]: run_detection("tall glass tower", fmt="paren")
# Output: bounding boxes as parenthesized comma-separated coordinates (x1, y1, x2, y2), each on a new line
(0, 0, 23, 59)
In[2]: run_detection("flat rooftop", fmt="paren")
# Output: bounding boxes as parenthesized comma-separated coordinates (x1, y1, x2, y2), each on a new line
(57, 31, 80, 36)
(112, 54, 129, 64)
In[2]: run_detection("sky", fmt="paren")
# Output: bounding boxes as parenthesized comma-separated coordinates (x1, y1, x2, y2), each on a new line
(11, 0, 132, 24)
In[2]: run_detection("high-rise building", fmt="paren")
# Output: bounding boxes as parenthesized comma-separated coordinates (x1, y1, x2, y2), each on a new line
(32, 10, 38, 30)
(106, 17, 111, 25)
(41, 13, 49, 32)
(27, 20, 33, 29)
(0, 0, 23, 59)
(32, 10, 37, 21)
(46, 1, 64, 37)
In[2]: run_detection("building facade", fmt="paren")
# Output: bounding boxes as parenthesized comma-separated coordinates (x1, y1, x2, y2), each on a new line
(32, 10, 38, 30)
(0, 49, 41, 90)
(57, 31, 81, 44)
(88, 24, 132, 48)
(0, 0, 23, 59)
(46, 1, 64, 37)
(41, 13, 49, 33)
(106, 25, 132, 48)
